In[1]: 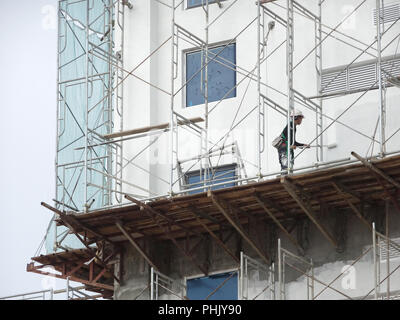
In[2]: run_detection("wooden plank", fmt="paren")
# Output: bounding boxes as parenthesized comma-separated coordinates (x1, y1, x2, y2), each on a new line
(253, 193, 304, 255)
(209, 191, 270, 265)
(189, 207, 239, 264)
(124, 195, 207, 240)
(93, 268, 108, 283)
(116, 221, 160, 271)
(27, 266, 113, 291)
(331, 182, 372, 231)
(125, 195, 208, 275)
(281, 178, 338, 248)
(66, 214, 115, 244)
(352, 152, 400, 189)
(104, 117, 204, 139)
(66, 260, 89, 278)
(40, 202, 120, 284)
(352, 152, 400, 215)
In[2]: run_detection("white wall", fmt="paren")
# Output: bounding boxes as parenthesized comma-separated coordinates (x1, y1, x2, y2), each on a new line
(120, 0, 400, 199)
(116, 0, 400, 299)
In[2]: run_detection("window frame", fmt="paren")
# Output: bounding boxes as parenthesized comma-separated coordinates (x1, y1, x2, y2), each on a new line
(186, 0, 228, 10)
(184, 163, 238, 193)
(184, 268, 239, 300)
(183, 40, 237, 109)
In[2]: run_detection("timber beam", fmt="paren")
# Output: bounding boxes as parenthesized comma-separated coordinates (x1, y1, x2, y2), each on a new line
(189, 206, 239, 264)
(331, 178, 374, 206)
(253, 193, 304, 255)
(27, 263, 113, 292)
(115, 221, 160, 271)
(124, 195, 208, 276)
(351, 151, 400, 189)
(281, 178, 338, 248)
(40, 202, 120, 284)
(208, 191, 270, 265)
(331, 181, 372, 231)
(352, 152, 400, 214)
(124, 195, 207, 240)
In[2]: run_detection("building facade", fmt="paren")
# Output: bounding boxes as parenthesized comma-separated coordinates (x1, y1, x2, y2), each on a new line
(31, 0, 400, 300)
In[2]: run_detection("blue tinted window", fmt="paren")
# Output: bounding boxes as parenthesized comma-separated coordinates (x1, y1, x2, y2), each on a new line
(187, 0, 222, 9)
(186, 164, 237, 194)
(187, 272, 238, 300)
(186, 43, 236, 107)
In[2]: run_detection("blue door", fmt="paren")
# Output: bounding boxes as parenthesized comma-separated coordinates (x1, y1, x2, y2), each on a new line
(186, 271, 238, 300)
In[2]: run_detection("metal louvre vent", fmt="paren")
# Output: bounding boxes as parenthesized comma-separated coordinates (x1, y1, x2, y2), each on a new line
(374, 3, 400, 25)
(381, 57, 400, 80)
(348, 63, 376, 91)
(321, 55, 400, 95)
(321, 71, 347, 93)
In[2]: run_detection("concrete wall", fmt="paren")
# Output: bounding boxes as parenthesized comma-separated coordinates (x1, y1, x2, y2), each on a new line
(114, 203, 400, 300)
(114, 0, 400, 300)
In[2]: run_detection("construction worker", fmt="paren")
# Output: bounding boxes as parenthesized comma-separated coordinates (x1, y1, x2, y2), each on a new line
(278, 110, 310, 172)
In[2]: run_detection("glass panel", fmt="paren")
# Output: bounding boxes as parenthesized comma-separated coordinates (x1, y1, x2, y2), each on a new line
(45, 0, 113, 254)
(186, 165, 237, 194)
(186, 43, 236, 107)
(187, 0, 220, 9)
(187, 272, 238, 300)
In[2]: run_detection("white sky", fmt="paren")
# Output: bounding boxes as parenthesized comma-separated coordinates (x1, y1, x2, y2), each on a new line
(0, 0, 82, 298)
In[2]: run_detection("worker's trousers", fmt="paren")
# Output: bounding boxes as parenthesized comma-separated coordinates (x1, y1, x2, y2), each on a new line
(278, 146, 294, 172)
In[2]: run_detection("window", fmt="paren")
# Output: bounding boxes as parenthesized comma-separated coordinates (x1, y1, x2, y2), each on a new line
(185, 164, 237, 194)
(187, 0, 225, 9)
(186, 43, 237, 107)
(186, 272, 238, 300)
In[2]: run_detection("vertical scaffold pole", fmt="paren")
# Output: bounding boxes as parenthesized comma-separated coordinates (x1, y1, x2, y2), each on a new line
(55, 0, 62, 248)
(311, 258, 314, 300)
(66, 276, 70, 300)
(372, 222, 378, 300)
(84, 0, 90, 212)
(376, 0, 386, 157)
(270, 263, 275, 300)
(204, 0, 210, 189)
(316, 0, 323, 163)
(278, 238, 282, 300)
(286, 0, 294, 174)
(169, 0, 176, 195)
(115, 0, 125, 204)
(385, 200, 390, 299)
(150, 267, 154, 300)
(240, 251, 243, 300)
(106, 0, 114, 206)
(257, 0, 262, 178)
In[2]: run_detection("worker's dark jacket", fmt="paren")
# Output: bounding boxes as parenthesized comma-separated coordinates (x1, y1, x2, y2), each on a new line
(280, 122, 306, 148)
(278, 121, 306, 170)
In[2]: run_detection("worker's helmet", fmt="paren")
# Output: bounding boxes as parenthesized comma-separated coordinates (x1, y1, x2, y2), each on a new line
(290, 110, 304, 119)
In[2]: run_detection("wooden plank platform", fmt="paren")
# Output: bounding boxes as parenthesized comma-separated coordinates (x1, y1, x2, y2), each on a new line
(28, 249, 115, 298)
(29, 153, 400, 293)
(52, 154, 400, 244)
(103, 117, 204, 140)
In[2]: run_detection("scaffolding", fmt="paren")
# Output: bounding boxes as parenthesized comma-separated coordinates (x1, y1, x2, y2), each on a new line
(0, 280, 103, 301)
(274, 222, 400, 300)
(26, 0, 400, 300)
(48, 0, 400, 216)
(124, 221, 400, 300)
